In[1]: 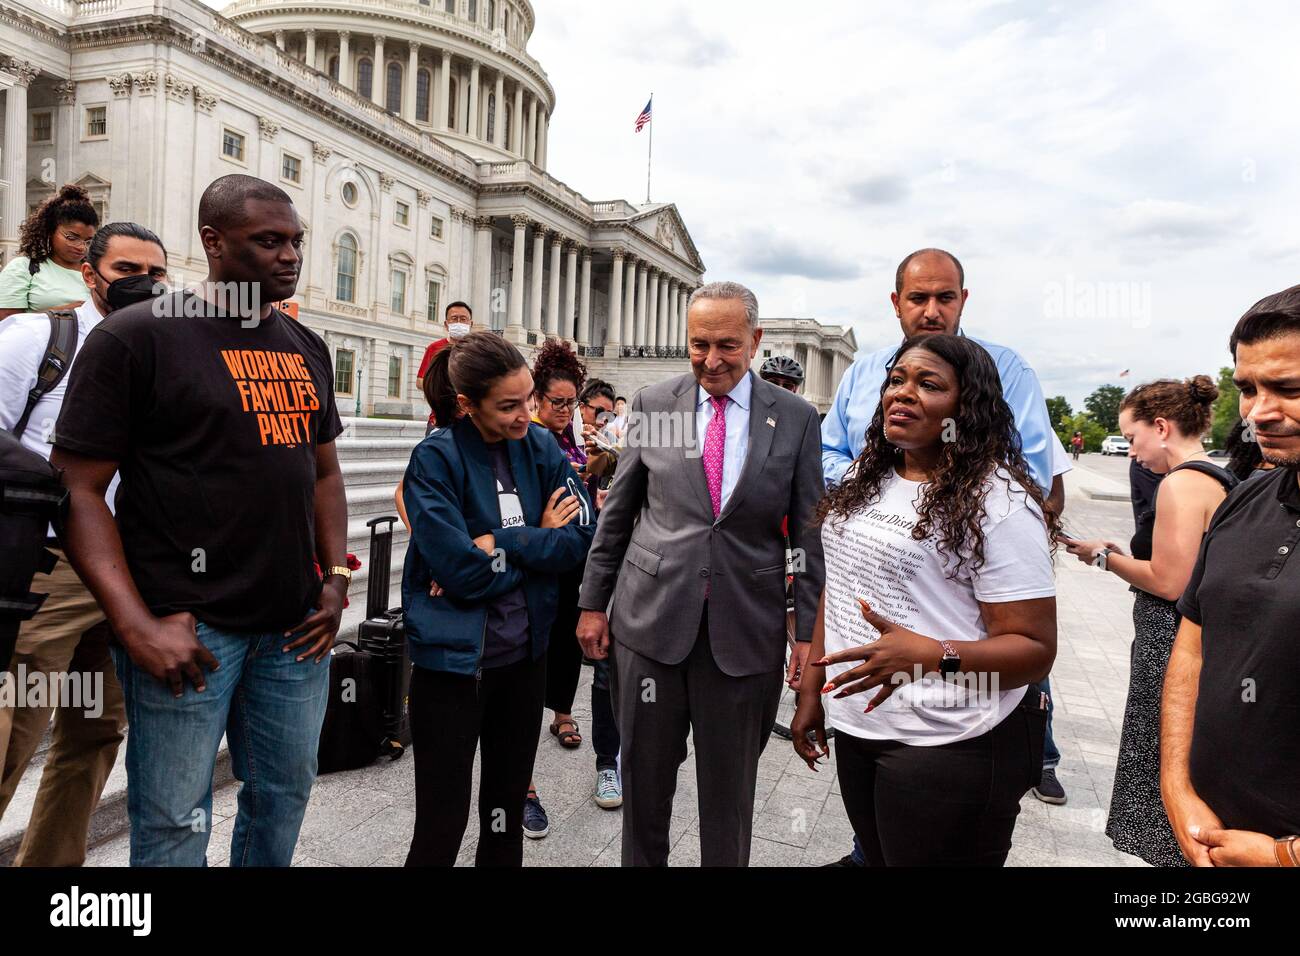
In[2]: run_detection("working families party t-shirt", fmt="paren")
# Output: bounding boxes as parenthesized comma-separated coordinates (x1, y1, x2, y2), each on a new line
(54, 291, 344, 633)
(820, 468, 1055, 746)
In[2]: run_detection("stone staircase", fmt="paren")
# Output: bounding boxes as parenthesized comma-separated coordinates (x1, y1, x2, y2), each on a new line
(0, 417, 425, 864)
(335, 416, 424, 632)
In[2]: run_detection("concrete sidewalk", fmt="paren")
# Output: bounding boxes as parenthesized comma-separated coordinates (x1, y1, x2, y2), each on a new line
(57, 468, 1149, 867)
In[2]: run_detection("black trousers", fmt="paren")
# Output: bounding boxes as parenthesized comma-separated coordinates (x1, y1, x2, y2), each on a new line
(405, 656, 545, 867)
(835, 707, 1038, 867)
(545, 568, 584, 715)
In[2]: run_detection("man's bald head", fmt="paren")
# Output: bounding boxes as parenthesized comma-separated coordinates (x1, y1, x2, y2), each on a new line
(895, 248, 965, 294)
(198, 174, 293, 233)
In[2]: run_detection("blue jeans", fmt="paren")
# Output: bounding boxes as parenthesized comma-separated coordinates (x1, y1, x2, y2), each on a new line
(1034, 678, 1060, 770)
(112, 622, 330, 867)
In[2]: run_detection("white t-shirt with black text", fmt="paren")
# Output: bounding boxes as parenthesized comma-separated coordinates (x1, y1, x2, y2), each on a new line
(821, 467, 1055, 746)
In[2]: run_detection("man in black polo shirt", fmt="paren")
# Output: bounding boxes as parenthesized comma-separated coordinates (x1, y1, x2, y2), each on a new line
(1162, 284, 1300, 867)
(52, 175, 349, 867)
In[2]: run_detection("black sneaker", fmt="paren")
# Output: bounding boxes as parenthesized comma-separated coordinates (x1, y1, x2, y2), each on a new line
(1032, 767, 1068, 805)
(822, 853, 863, 867)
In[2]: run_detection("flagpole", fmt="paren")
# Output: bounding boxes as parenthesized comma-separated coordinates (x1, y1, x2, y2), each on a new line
(646, 93, 653, 204)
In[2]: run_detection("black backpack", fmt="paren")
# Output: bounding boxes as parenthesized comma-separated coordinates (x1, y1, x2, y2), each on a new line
(0, 310, 78, 670)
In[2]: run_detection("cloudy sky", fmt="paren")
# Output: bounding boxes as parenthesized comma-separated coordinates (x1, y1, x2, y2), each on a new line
(524, 0, 1300, 406)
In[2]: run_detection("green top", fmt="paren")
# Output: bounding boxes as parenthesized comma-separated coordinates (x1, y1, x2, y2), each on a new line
(0, 256, 89, 311)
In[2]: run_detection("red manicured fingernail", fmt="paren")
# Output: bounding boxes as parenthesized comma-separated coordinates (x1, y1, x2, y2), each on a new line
(864, 703, 875, 713)
(821, 683, 835, 694)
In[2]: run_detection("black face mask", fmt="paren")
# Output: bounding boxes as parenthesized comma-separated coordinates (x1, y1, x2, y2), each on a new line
(94, 269, 166, 312)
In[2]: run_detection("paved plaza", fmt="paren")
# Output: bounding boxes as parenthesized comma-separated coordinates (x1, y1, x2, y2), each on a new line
(78, 456, 1151, 867)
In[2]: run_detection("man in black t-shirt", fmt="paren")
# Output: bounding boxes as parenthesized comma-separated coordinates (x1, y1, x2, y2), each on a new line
(1162, 285, 1300, 867)
(52, 175, 349, 867)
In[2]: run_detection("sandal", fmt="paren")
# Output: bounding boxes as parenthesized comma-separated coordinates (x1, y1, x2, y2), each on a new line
(549, 717, 583, 749)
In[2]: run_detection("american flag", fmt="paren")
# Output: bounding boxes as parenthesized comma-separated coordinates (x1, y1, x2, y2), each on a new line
(635, 97, 652, 132)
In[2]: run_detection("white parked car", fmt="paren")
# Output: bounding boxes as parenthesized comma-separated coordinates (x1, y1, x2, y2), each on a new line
(1101, 435, 1130, 456)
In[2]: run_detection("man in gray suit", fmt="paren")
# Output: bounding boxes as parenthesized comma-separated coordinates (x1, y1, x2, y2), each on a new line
(576, 281, 825, 866)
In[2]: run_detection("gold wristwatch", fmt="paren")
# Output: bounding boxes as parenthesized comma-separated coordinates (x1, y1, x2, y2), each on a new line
(324, 565, 353, 585)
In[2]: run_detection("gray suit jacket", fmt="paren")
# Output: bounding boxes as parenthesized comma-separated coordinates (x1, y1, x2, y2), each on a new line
(579, 370, 826, 677)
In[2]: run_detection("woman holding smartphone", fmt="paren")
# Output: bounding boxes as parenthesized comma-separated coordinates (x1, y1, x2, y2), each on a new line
(1060, 376, 1235, 866)
(401, 332, 594, 866)
(791, 334, 1058, 866)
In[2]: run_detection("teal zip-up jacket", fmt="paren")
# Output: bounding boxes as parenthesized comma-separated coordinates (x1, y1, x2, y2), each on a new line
(401, 416, 595, 675)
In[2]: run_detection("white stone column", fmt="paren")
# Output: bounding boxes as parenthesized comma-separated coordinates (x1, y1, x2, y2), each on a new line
(526, 95, 538, 164)
(305, 30, 317, 67)
(545, 233, 562, 336)
(339, 31, 352, 87)
(646, 268, 659, 349)
(404, 41, 419, 121)
(578, 249, 592, 346)
(668, 280, 680, 352)
(493, 72, 505, 148)
(507, 215, 527, 337)
(467, 60, 480, 139)
(635, 262, 648, 348)
(372, 35, 385, 105)
(622, 256, 637, 350)
(275, 30, 286, 50)
(537, 110, 548, 169)
(438, 51, 452, 130)
(528, 225, 545, 333)
(563, 241, 578, 340)
(512, 83, 524, 156)
(1, 62, 35, 250)
(605, 250, 624, 352)
(473, 216, 493, 319)
(658, 274, 670, 351)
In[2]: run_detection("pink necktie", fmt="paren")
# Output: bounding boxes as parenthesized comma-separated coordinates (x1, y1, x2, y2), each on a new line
(704, 395, 728, 518)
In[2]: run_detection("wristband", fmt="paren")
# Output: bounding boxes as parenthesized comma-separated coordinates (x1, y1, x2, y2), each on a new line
(1275, 836, 1298, 867)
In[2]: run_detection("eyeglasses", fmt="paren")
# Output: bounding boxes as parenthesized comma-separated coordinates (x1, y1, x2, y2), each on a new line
(542, 394, 579, 411)
(688, 340, 745, 356)
(60, 232, 91, 248)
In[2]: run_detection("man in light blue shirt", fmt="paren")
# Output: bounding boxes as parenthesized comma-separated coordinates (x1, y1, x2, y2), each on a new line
(821, 248, 1057, 502)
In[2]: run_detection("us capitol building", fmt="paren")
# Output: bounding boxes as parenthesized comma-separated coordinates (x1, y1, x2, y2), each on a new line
(0, 0, 855, 415)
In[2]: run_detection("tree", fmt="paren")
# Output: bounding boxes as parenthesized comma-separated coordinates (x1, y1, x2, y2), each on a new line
(1210, 366, 1240, 449)
(1056, 413, 1108, 453)
(1084, 385, 1126, 433)
(1046, 396, 1073, 433)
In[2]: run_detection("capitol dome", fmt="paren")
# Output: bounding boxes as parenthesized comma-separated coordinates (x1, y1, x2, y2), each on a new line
(224, 0, 554, 166)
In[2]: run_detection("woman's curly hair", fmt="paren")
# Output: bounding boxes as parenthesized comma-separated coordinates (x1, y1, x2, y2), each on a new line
(532, 338, 586, 396)
(19, 184, 100, 274)
(815, 333, 1060, 575)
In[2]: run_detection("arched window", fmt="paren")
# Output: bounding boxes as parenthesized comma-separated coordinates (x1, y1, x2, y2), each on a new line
(444, 0, 454, 12)
(489, 0, 497, 29)
(357, 58, 373, 99)
(328, 55, 339, 81)
(416, 69, 431, 122)
(468, 0, 478, 23)
(486, 93, 496, 142)
(337, 234, 358, 302)
(386, 62, 402, 113)
(448, 77, 458, 130)
(503, 102, 512, 150)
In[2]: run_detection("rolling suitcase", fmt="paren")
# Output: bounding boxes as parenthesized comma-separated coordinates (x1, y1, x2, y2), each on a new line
(356, 516, 412, 758)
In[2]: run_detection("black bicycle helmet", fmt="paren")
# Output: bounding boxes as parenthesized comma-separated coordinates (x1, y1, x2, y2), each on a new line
(759, 355, 805, 383)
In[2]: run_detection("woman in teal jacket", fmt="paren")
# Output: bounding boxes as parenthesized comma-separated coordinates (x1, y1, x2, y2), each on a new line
(402, 331, 594, 866)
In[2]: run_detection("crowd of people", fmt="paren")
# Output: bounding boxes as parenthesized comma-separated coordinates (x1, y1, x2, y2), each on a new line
(0, 173, 1296, 869)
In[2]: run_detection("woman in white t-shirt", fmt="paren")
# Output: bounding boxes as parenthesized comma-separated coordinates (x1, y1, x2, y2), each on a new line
(791, 333, 1059, 866)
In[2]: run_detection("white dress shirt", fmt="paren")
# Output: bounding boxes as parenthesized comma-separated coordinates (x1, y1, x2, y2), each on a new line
(695, 370, 753, 512)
